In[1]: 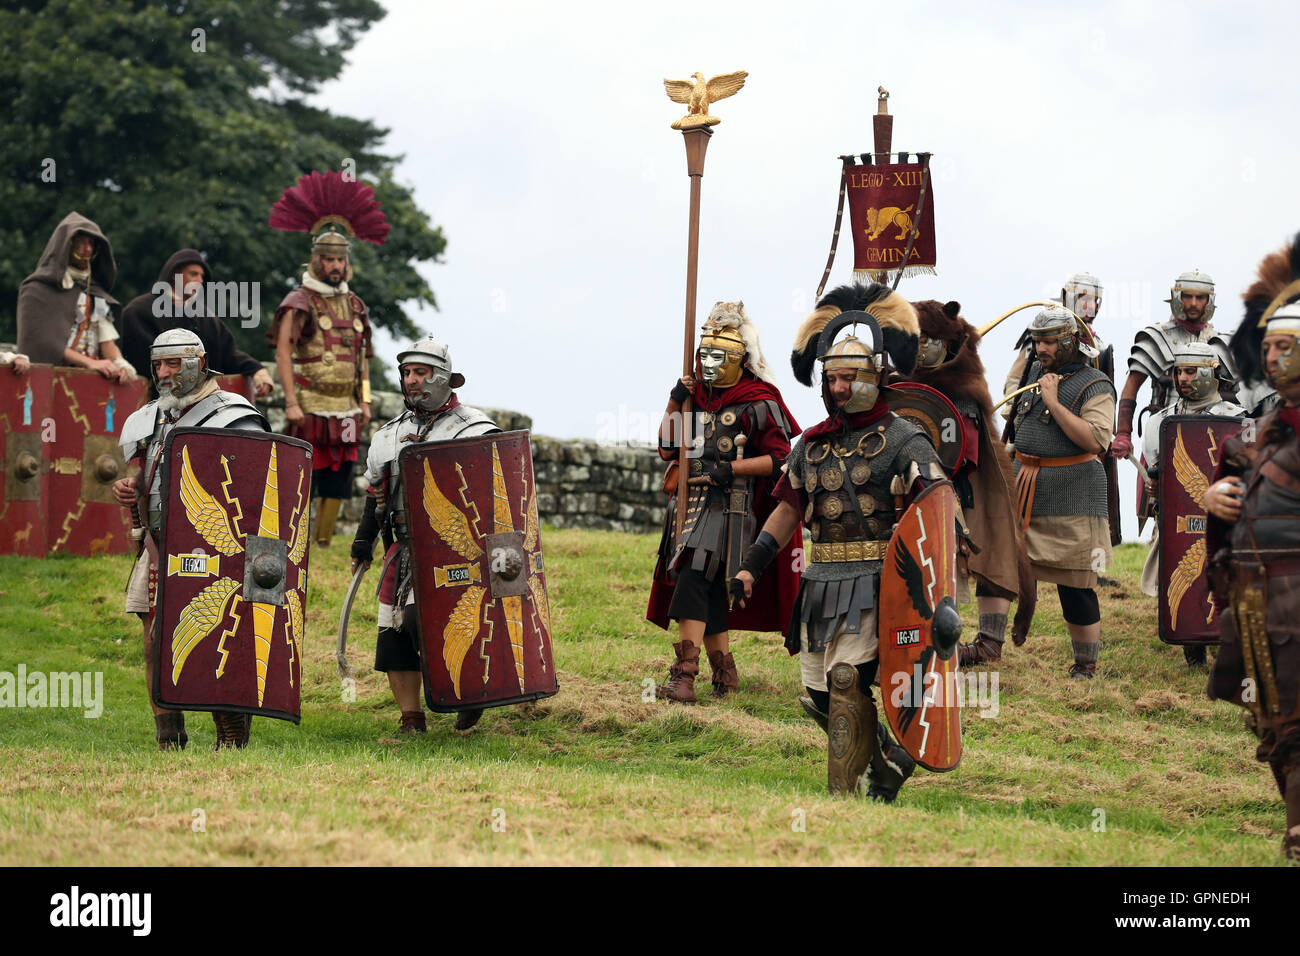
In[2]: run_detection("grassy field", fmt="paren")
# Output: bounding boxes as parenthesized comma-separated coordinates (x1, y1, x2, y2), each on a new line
(0, 531, 1288, 866)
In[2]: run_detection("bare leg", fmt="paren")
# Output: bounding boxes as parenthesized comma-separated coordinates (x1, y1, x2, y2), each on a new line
(387, 670, 423, 712)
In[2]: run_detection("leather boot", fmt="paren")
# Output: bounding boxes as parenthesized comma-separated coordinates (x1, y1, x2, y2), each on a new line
(154, 712, 187, 751)
(1183, 644, 1208, 667)
(655, 640, 699, 704)
(454, 708, 483, 731)
(865, 721, 916, 803)
(827, 663, 877, 795)
(1069, 639, 1099, 679)
(213, 712, 251, 750)
(1284, 766, 1300, 862)
(708, 649, 739, 699)
(398, 710, 427, 734)
(958, 612, 1006, 666)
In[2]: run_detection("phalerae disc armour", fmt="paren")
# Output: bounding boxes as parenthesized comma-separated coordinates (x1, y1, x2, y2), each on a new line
(150, 328, 209, 398)
(1168, 268, 1216, 324)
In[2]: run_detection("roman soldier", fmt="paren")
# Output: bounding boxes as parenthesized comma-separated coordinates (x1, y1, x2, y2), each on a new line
(269, 170, 389, 547)
(647, 302, 801, 703)
(17, 211, 134, 381)
(1139, 342, 1244, 666)
(1205, 231, 1300, 860)
(1006, 306, 1116, 678)
(350, 334, 498, 734)
(1112, 269, 1236, 464)
(733, 282, 946, 801)
(902, 300, 1032, 665)
(112, 329, 269, 750)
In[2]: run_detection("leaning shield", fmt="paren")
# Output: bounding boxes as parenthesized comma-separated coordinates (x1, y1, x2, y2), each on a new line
(46, 367, 144, 556)
(0, 364, 52, 557)
(1158, 414, 1244, 646)
(399, 429, 558, 713)
(877, 480, 962, 772)
(890, 382, 970, 474)
(153, 428, 312, 722)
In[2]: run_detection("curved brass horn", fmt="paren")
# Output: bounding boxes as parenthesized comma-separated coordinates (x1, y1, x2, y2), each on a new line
(980, 301, 1100, 367)
(992, 381, 1041, 413)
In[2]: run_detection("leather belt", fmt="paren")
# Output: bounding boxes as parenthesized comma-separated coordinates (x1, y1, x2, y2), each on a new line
(294, 375, 357, 397)
(1014, 450, 1099, 532)
(810, 540, 888, 563)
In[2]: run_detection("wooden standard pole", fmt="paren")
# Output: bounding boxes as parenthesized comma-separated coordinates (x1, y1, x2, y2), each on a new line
(675, 127, 712, 537)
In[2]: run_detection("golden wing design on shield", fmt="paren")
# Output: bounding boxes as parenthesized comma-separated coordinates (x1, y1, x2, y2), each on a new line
(1171, 425, 1209, 504)
(422, 459, 484, 561)
(443, 585, 486, 698)
(1168, 538, 1205, 631)
(179, 446, 242, 555)
(171, 577, 241, 683)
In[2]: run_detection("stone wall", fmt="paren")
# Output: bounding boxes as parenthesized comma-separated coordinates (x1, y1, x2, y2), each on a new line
(256, 367, 665, 537)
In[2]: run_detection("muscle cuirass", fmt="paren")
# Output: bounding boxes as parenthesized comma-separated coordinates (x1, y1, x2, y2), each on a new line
(1012, 364, 1112, 518)
(293, 291, 366, 414)
(673, 399, 791, 579)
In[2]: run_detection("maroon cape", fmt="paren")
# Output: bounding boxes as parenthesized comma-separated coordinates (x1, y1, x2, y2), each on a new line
(645, 378, 802, 634)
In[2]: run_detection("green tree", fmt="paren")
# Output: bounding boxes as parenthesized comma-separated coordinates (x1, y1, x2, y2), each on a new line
(0, 0, 443, 383)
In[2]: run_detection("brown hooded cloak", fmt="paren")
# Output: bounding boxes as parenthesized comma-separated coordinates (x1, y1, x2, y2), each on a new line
(17, 212, 119, 365)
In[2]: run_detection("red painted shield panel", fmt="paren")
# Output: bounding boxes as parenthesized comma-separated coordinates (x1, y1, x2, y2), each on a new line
(0, 365, 52, 557)
(878, 480, 962, 772)
(46, 368, 146, 556)
(399, 429, 558, 712)
(153, 428, 312, 722)
(1158, 414, 1244, 646)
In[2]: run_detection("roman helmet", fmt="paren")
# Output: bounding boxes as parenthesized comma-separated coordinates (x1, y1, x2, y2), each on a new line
(1230, 232, 1300, 388)
(1168, 269, 1216, 325)
(1261, 303, 1300, 387)
(150, 328, 210, 397)
(792, 283, 919, 415)
(1171, 342, 1221, 401)
(695, 300, 775, 389)
(269, 169, 391, 284)
(1062, 272, 1102, 322)
(396, 334, 464, 414)
(1028, 305, 1083, 368)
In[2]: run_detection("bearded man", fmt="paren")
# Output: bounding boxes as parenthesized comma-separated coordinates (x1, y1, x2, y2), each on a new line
(112, 330, 268, 750)
(1205, 231, 1300, 860)
(1005, 306, 1116, 678)
(269, 170, 389, 546)
(17, 211, 133, 382)
(350, 334, 499, 735)
(733, 282, 944, 801)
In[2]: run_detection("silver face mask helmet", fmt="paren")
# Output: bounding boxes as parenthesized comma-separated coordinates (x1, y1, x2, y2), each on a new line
(1263, 303, 1300, 387)
(396, 334, 464, 414)
(150, 328, 208, 398)
(1062, 272, 1102, 321)
(1170, 342, 1220, 402)
(1168, 269, 1215, 324)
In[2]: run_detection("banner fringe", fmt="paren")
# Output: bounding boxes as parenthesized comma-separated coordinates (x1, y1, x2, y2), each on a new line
(855, 266, 937, 284)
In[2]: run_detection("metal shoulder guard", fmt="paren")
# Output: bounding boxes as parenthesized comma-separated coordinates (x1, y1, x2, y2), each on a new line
(428, 404, 499, 441)
(119, 401, 161, 459)
(179, 390, 269, 431)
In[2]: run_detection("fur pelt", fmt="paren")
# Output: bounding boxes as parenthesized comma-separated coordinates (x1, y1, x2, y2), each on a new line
(908, 300, 995, 422)
(1232, 232, 1300, 386)
(706, 300, 775, 384)
(791, 282, 919, 386)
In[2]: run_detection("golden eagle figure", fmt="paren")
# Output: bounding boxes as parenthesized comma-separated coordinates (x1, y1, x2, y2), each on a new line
(664, 71, 748, 129)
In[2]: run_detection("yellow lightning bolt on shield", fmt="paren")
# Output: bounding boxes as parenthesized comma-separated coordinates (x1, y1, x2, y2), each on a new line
(249, 444, 281, 707)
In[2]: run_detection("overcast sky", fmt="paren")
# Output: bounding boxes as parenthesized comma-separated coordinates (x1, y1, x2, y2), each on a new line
(321, 0, 1300, 540)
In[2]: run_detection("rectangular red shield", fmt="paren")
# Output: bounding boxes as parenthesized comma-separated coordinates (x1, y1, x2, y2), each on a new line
(153, 428, 312, 722)
(845, 162, 936, 280)
(0, 365, 52, 557)
(878, 480, 962, 772)
(1158, 414, 1244, 646)
(46, 367, 146, 556)
(399, 429, 558, 713)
